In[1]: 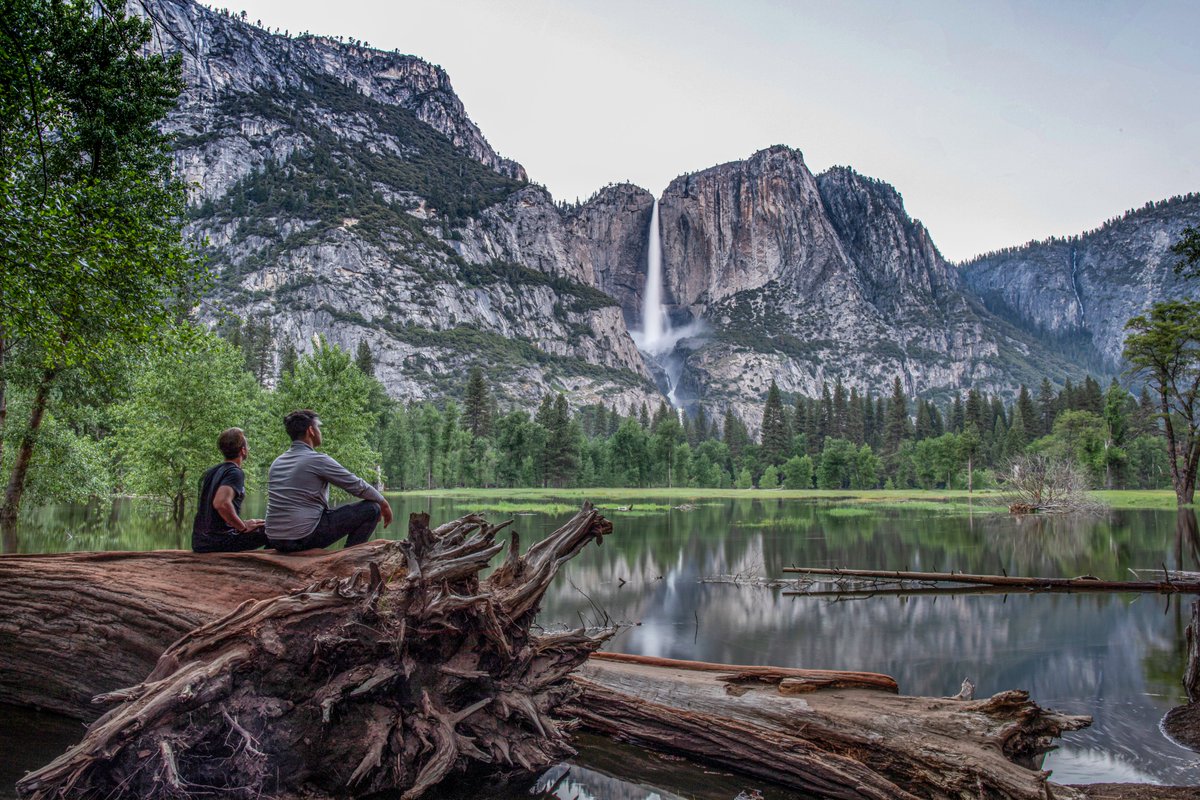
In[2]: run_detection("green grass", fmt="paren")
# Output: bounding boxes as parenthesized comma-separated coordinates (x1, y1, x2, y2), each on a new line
(385, 487, 1188, 512)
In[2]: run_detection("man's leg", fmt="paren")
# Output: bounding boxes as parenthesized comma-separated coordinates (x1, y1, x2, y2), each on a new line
(194, 530, 268, 553)
(304, 501, 381, 550)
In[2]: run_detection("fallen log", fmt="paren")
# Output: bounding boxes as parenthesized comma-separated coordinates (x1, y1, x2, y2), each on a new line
(16, 507, 615, 800)
(568, 653, 1090, 800)
(782, 565, 1200, 594)
(0, 510, 1157, 799)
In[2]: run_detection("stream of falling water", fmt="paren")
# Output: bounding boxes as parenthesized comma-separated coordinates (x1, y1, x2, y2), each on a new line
(639, 199, 672, 355)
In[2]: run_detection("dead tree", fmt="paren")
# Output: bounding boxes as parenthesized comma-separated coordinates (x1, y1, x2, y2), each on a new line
(16, 506, 614, 800)
(1000, 453, 1103, 514)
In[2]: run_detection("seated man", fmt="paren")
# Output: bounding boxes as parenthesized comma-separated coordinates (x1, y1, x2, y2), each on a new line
(191, 428, 268, 553)
(266, 409, 393, 552)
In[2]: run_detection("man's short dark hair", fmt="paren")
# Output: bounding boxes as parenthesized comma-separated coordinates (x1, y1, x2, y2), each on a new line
(284, 409, 320, 441)
(218, 428, 246, 460)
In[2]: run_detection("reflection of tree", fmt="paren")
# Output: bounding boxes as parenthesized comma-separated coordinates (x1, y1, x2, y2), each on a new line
(1175, 507, 1200, 572)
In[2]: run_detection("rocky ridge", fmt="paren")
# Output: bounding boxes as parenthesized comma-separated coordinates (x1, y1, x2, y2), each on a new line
(623, 147, 1083, 427)
(961, 194, 1200, 371)
(140, 0, 661, 412)
(141, 0, 1198, 427)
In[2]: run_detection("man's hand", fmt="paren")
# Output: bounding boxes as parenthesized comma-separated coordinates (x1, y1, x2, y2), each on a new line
(378, 499, 393, 528)
(244, 519, 265, 532)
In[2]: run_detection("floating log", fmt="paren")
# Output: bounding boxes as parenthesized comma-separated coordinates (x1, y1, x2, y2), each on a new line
(782, 565, 1200, 594)
(0, 512, 1182, 799)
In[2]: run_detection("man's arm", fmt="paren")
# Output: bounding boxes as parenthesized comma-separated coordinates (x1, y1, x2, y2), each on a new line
(315, 455, 393, 527)
(213, 486, 263, 533)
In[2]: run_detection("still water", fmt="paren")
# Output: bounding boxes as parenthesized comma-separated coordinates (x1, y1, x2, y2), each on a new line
(4, 495, 1200, 797)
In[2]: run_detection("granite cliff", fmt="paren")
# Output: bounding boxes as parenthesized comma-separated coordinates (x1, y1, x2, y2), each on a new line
(961, 194, 1200, 371)
(139, 0, 660, 412)
(620, 147, 1083, 426)
(139, 0, 1197, 426)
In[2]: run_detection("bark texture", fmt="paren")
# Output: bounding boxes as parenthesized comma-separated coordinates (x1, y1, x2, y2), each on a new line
(16, 506, 614, 800)
(568, 653, 1091, 800)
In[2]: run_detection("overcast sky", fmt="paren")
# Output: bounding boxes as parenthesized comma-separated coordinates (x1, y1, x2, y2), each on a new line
(217, 0, 1200, 262)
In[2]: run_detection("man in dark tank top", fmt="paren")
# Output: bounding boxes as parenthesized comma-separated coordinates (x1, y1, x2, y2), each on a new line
(191, 427, 268, 553)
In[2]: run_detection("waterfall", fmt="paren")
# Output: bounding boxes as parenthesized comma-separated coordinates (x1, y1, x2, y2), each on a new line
(640, 200, 672, 355)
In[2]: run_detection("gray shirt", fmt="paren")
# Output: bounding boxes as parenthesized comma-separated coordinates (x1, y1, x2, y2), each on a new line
(266, 441, 385, 541)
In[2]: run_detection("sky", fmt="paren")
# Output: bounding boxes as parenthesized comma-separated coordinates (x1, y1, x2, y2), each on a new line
(216, 0, 1200, 262)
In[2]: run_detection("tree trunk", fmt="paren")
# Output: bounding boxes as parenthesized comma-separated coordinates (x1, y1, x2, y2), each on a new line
(569, 653, 1090, 800)
(0, 366, 55, 528)
(16, 506, 615, 800)
(781, 565, 1200, 594)
(0, 326, 8, 478)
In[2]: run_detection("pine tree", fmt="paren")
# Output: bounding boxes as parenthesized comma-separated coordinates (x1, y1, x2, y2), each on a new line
(723, 409, 749, 462)
(883, 377, 910, 456)
(1017, 385, 1037, 437)
(1080, 376, 1103, 414)
(543, 394, 579, 487)
(638, 403, 650, 429)
(950, 394, 965, 433)
(1005, 403, 1029, 454)
(819, 383, 833, 446)
(760, 380, 791, 466)
(1037, 378, 1056, 436)
(354, 339, 375, 378)
(831, 379, 847, 439)
(278, 343, 298, 379)
(845, 387, 865, 445)
(965, 389, 985, 432)
(914, 400, 933, 441)
(463, 366, 492, 438)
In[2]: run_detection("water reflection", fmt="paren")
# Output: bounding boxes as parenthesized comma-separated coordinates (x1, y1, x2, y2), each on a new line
(4, 497, 1200, 793)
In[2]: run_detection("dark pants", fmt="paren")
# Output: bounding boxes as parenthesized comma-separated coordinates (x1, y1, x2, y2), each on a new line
(270, 501, 380, 553)
(192, 529, 268, 554)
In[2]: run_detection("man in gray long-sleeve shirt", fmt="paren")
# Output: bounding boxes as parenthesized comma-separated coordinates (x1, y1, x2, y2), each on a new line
(266, 409, 393, 552)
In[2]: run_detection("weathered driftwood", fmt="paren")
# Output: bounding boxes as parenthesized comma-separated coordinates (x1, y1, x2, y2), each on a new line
(568, 653, 1090, 800)
(0, 541, 400, 718)
(16, 506, 615, 800)
(0, 513, 1179, 799)
(783, 565, 1200, 594)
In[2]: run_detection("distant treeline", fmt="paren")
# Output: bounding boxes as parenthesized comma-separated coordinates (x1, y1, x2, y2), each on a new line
(958, 191, 1200, 268)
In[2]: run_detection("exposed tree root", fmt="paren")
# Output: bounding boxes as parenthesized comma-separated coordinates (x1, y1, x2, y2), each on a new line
(16, 506, 614, 800)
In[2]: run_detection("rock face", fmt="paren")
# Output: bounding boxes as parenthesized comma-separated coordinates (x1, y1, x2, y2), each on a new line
(138, 0, 1198, 428)
(961, 195, 1200, 371)
(140, 0, 660, 412)
(650, 147, 1082, 427)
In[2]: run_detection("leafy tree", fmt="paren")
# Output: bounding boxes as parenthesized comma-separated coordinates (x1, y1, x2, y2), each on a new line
(817, 438, 856, 489)
(759, 465, 780, 490)
(734, 466, 754, 490)
(273, 337, 382, 482)
(1, 0, 198, 525)
(851, 444, 881, 490)
(610, 417, 650, 486)
(651, 409, 685, 487)
(1123, 300, 1200, 504)
(783, 454, 814, 489)
(112, 327, 262, 520)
